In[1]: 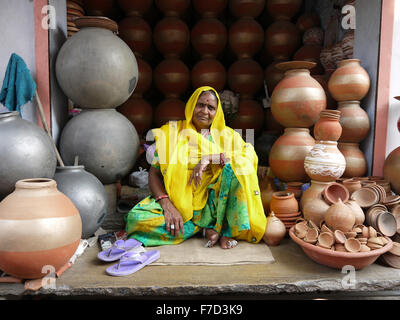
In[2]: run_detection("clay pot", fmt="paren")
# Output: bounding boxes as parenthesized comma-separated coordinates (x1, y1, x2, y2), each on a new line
(228, 99, 265, 132)
(56, 17, 138, 109)
(270, 61, 327, 128)
(153, 17, 190, 59)
(155, 0, 190, 17)
(338, 142, 368, 178)
(191, 59, 226, 93)
(286, 182, 303, 200)
(131, 57, 152, 97)
(304, 141, 346, 182)
(322, 182, 350, 205)
(269, 128, 316, 183)
(313, 112, 342, 141)
(154, 59, 190, 98)
(303, 198, 330, 227)
(117, 0, 152, 17)
(265, 212, 287, 246)
(0, 112, 57, 200)
(228, 58, 264, 99)
(229, 0, 265, 18)
(345, 200, 365, 225)
(342, 179, 362, 196)
(154, 98, 186, 127)
(118, 16, 152, 57)
(60, 109, 140, 184)
(303, 27, 324, 46)
(265, 20, 301, 61)
(296, 13, 321, 33)
(191, 18, 227, 59)
(325, 199, 356, 232)
(117, 97, 153, 135)
(293, 45, 324, 75)
(82, 0, 114, 16)
(270, 191, 299, 215)
(328, 59, 371, 102)
(265, 60, 287, 97)
(383, 147, 400, 195)
(0, 179, 81, 279)
(229, 17, 264, 59)
(267, 0, 302, 20)
(193, 0, 228, 18)
(337, 101, 370, 143)
(300, 180, 331, 210)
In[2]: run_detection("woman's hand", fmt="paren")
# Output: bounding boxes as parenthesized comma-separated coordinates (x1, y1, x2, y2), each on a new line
(188, 155, 211, 187)
(159, 198, 184, 237)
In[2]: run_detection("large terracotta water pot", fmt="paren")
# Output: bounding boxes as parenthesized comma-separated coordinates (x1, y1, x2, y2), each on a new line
(304, 141, 346, 182)
(56, 17, 138, 109)
(229, 17, 264, 59)
(154, 98, 186, 127)
(383, 147, 400, 195)
(193, 0, 228, 18)
(155, 0, 190, 17)
(154, 58, 190, 98)
(265, 20, 301, 61)
(153, 17, 190, 59)
(337, 101, 370, 143)
(117, 97, 153, 135)
(0, 112, 57, 200)
(54, 166, 107, 239)
(117, 0, 152, 17)
(270, 61, 327, 128)
(228, 58, 264, 99)
(0, 178, 81, 279)
(191, 59, 226, 92)
(83, 0, 114, 16)
(229, 0, 265, 18)
(269, 128, 315, 182)
(191, 18, 227, 59)
(132, 57, 152, 98)
(60, 109, 140, 184)
(118, 16, 152, 57)
(296, 13, 321, 33)
(338, 142, 368, 178)
(267, 0, 303, 20)
(300, 180, 331, 210)
(228, 99, 265, 132)
(328, 59, 371, 102)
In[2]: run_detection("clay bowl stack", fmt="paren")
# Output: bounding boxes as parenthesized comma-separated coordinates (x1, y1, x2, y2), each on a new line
(350, 187, 381, 209)
(290, 219, 393, 270)
(67, 0, 85, 37)
(270, 192, 302, 232)
(383, 194, 400, 210)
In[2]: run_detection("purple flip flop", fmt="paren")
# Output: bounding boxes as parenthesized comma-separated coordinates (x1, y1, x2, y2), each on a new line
(106, 250, 160, 277)
(97, 238, 143, 262)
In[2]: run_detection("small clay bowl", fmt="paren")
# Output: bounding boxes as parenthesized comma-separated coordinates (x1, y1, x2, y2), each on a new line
(376, 211, 397, 237)
(321, 224, 334, 235)
(369, 226, 378, 238)
(344, 231, 357, 239)
(334, 230, 347, 244)
(318, 232, 335, 248)
(345, 238, 361, 253)
(360, 245, 371, 252)
(323, 183, 350, 205)
(305, 228, 319, 242)
(351, 188, 379, 208)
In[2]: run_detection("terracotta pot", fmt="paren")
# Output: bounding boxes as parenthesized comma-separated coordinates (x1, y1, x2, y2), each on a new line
(269, 128, 315, 183)
(265, 212, 287, 246)
(131, 57, 152, 97)
(383, 147, 400, 195)
(303, 198, 330, 227)
(296, 13, 321, 33)
(229, 17, 264, 59)
(117, 0, 152, 17)
(286, 182, 303, 200)
(303, 27, 324, 46)
(117, 97, 153, 135)
(265, 60, 287, 97)
(229, 0, 265, 18)
(265, 20, 301, 61)
(154, 98, 186, 127)
(267, 0, 302, 20)
(228, 58, 264, 99)
(153, 17, 190, 59)
(345, 200, 365, 225)
(82, 0, 114, 16)
(270, 191, 299, 215)
(325, 199, 355, 232)
(154, 58, 190, 98)
(337, 101, 370, 143)
(191, 18, 227, 59)
(0, 179, 81, 279)
(191, 59, 226, 93)
(338, 143, 368, 179)
(155, 0, 190, 17)
(228, 99, 265, 132)
(342, 179, 362, 196)
(193, 0, 228, 18)
(118, 16, 152, 57)
(304, 141, 346, 182)
(293, 44, 324, 75)
(328, 59, 371, 102)
(313, 112, 342, 141)
(270, 61, 327, 128)
(300, 180, 332, 210)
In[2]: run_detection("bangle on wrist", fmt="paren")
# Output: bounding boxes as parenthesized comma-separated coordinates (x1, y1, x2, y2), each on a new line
(155, 194, 169, 202)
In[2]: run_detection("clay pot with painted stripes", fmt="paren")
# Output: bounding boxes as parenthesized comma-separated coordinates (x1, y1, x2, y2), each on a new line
(328, 59, 371, 102)
(118, 16, 152, 57)
(0, 178, 81, 279)
(270, 61, 327, 128)
(269, 128, 315, 183)
(337, 101, 370, 143)
(338, 142, 368, 178)
(193, 0, 228, 18)
(267, 0, 303, 21)
(229, 17, 264, 59)
(191, 59, 226, 92)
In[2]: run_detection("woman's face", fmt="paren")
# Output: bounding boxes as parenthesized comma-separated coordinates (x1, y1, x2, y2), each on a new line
(192, 92, 218, 131)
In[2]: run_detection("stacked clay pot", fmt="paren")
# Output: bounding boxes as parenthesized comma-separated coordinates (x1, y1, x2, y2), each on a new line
(153, 1, 190, 127)
(270, 191, 301, 232)
(67, 0, 85, 37)
(227, 0, 265, 134)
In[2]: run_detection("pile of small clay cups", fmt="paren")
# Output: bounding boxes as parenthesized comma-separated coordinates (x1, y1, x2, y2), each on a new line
(294, 219, 390, 253)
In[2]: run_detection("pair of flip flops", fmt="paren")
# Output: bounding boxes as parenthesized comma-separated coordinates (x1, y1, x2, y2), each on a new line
(97, 239, 160, 277)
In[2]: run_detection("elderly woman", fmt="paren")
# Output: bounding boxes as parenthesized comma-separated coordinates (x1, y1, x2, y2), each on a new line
(125, 86, 271, 249)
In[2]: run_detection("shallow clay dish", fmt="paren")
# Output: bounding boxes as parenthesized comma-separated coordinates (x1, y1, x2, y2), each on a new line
(323, 183, 350, 205)
(344, 238, 361, 253)
(334, 230, 346, 244)
(289, 226, 393, 270)
(351, 188, 379, 208)
(376, 212, 397, 237)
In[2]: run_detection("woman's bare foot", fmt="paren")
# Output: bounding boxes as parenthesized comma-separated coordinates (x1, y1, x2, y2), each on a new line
(204, 228, 219, 248)
(220, 236, 238, 249)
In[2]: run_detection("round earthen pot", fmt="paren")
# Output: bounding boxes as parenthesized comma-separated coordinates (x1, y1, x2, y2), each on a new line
(229, 0, 265, 18)
(337, 101, 370, 143)
(296, 13, 321, 33)
(118, 16, 152, 57)
(270, 191, 299, 215)
(338, 142, 368, 178)
(229, 17, 264, 59)
(82, 0, 114, 16)
(155, 0, 190, 17)
(383, 147, 400, 195)
(265, 60, 287, 97)
(269, 128, 315, 183)
(0, 178, 82, 279)
(117, 0, 152, 17)
(313, 111, 342, 141)
(345, 200, 365, 225)
(300, 180, 332, 210)
(228, 99, 265, 132)
(325, 198, 356, 232)
(270, 61, 327, 128)
(191, 59, 226, 93)
(191, 18, 227, 59)
(303, 198, 330, 227)
(193, 0, 228, 18)
(328, 59, 371, 102)
(131, 57, 152, 97)
(153, 17, 190, 59)
(117, 97, 153, 135)
(342, 179, 362, 196)
(154, 98, 186, 127)
(154, 58, 190, 98)
(265, 212, 287, 246)
(267, 0, 302, 20)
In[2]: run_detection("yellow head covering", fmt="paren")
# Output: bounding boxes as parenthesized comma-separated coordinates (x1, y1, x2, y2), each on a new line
(153, 86, 266, 243)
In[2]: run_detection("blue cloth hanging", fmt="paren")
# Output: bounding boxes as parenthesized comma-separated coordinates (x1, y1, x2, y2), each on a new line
(0, 53, 37, 115)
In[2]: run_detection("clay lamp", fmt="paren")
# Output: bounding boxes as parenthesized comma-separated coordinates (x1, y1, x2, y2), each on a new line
(304, 228, 319, 244)
(317, 232, 335, 249)
(344, 238, 361, 253)
(322, 183, 350, 205)
(334, 230, 346, 244)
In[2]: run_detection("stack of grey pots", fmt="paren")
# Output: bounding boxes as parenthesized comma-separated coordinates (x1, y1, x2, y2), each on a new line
(55, 16, 140, 237)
